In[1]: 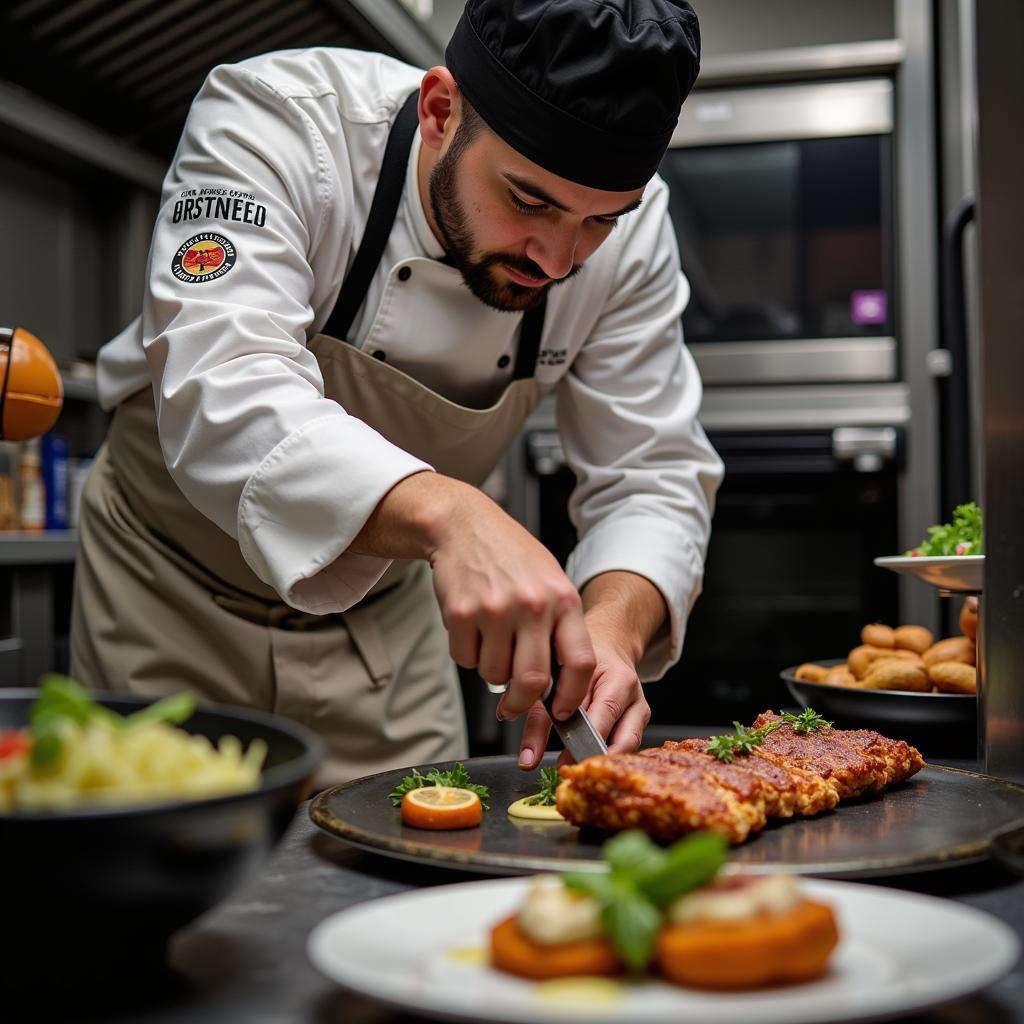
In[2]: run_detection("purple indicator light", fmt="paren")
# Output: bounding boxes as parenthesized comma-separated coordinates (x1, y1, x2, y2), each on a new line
(851, 290, 887, 325)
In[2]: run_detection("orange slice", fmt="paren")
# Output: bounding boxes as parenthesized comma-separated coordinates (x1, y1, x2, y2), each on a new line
(400, 786, 483, 830)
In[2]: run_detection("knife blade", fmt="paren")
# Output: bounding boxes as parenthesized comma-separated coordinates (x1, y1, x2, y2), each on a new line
(542, 649, 608, 762)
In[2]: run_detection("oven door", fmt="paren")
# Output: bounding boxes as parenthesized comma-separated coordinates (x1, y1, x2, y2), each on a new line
(662, 78, 896, 386)
(525, 425, 902, 726)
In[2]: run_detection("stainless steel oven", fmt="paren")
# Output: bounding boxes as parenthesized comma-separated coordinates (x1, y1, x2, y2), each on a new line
(661, 78, 896, 387)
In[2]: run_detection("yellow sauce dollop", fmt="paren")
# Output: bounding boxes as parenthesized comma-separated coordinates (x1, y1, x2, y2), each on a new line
(533, 977, 625, 1006)
(445, 945, 489, 966)
(507, 797, 565, 821)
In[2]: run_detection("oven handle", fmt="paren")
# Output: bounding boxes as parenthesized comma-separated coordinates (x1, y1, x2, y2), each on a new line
(831, 426, 898, 473)
(525, 427, 903, 478)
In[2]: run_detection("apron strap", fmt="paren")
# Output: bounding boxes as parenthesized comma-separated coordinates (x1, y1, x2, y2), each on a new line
(324, 90, 421, 341)
(322, 89, 549, 380)
(513, 294, 546, 381)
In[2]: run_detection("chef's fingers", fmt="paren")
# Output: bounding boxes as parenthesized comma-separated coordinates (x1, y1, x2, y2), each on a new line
(444, 606, 481, 669)
(516, 701, 553, 770)
(550, 611, 597, 719)
(604, 698, 651, 754)
(476, 621, 514, 691)
(499, 623, 551, 717)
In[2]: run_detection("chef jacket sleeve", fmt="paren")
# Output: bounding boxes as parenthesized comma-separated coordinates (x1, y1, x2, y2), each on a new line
(141, 63, 431, 612)
(558, 179, 724, 681)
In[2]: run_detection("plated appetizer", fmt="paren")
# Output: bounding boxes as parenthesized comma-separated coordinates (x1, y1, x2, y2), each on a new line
(491, 830, 839, 989)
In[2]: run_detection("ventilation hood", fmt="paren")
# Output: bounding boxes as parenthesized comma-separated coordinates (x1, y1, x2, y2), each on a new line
(0, 0, 443, 162)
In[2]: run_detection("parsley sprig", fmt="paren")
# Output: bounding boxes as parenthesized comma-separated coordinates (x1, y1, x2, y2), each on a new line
(562, 830, 728, 972)
(387, 761, 490, 809)
(705, 708, 833, 764)
(524, 765, 562, 807)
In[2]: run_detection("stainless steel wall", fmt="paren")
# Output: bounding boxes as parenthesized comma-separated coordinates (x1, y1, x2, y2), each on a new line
(975, 0, 1024, 783)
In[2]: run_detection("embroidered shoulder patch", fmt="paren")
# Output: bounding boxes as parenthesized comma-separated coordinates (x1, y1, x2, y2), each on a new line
(171, 233, 236, 283)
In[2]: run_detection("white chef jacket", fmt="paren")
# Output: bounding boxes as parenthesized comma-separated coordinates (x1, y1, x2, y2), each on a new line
(96, 47, 723, 681)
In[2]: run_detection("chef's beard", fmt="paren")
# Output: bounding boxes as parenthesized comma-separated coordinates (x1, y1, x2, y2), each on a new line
(429, 134, 581, 313)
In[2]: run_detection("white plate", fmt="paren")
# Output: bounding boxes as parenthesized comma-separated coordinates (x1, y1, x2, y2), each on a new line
(308, 877, 1019, 1024)
(874, 555, 983, 593)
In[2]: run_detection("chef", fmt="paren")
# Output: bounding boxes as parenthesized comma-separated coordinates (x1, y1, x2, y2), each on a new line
(71, 0, 722, 785)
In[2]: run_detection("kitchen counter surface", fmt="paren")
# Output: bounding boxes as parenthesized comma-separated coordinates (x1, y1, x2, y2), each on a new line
(17, 762, 1024, 1024)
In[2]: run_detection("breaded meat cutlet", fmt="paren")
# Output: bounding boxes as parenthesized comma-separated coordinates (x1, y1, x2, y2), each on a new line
(812, 725, 924, 785)
(664, 738, 839, 818)
(556, 750, 766, 844)
(751, 712, 892, 800)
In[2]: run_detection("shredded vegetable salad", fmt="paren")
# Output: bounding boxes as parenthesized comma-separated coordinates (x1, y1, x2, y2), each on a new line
(0, 676, 265, 812)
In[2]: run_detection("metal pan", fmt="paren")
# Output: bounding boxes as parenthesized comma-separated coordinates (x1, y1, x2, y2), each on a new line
(310, 753, 1024, 879)
(780, 660, 977, 757)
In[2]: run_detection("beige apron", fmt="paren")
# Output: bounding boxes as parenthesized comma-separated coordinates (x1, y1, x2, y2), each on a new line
(70, 93, 549, 785)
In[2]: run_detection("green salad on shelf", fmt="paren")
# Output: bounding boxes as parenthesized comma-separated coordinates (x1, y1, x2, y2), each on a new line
(906, 502, 983, 556)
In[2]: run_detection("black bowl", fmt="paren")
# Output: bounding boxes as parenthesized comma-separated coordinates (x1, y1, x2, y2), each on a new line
(0, 690, 321, 982)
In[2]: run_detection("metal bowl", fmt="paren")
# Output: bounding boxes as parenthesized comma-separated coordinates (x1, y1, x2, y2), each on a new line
(0, 690, 320, 983)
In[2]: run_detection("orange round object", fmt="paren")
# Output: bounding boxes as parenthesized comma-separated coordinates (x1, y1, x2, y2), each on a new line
(490, 914, 622, 980)
(960, 598, 978, 640)
(400, 786, 483, 830)
(655, 899, 839, 989)
(0, 327, 63, 441)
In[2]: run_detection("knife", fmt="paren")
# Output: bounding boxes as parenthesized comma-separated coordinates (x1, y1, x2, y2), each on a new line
(541, 648, 608, 762)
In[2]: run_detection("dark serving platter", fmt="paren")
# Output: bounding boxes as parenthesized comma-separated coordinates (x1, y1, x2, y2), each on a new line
(311, 752, 1024, 880)
(780, 660, 977, 758)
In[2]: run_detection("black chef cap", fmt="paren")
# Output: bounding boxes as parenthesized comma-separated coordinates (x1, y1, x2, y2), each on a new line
(444, 0, 700, 192)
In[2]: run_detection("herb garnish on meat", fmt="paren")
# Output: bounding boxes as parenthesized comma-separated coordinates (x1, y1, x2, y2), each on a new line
(705, 709, 833, 764)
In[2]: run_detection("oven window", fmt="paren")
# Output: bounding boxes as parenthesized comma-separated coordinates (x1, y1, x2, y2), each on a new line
(660, 134, 893, 343)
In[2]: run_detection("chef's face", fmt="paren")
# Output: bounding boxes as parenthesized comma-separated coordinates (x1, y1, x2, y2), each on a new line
(428, 106, 645, 312)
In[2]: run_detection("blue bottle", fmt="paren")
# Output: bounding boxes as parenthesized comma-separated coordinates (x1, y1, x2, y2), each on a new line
(41, 433, 69, 530)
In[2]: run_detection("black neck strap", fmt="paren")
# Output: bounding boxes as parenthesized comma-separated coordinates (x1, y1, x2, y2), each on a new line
(325, 91, 420, 341)
(322, 90, 546, 381)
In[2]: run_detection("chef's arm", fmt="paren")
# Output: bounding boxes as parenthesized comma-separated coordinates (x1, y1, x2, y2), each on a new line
(349, 469, 597, 722)
(580, 570, 667, 668)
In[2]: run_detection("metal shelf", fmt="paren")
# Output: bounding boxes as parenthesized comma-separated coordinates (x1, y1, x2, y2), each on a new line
(0, 531, 77, 565)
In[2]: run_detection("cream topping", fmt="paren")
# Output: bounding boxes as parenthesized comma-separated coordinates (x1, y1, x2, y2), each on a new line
(517, 876, 604, 945)
(667, 874, 801, 925)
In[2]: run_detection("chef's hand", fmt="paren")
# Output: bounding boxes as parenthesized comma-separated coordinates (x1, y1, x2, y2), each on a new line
(517, 633, 651, 769)
(517, 570, 663, 769)
(422, 483, 596, 724)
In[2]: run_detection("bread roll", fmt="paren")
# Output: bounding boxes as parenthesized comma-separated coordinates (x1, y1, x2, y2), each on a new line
(928, 661, 977, 694)
(794, 663, 829, 683)
(922, 636, 975, 667)
(823, 666, 858, 688)
(893, 625, 934, 654)
(860, 624, 895, 648)
(860, 660, 930, 692)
